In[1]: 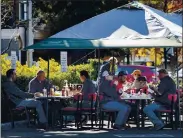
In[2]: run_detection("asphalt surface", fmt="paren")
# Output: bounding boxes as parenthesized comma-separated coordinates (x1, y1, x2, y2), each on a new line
(2, 127, 183, 138)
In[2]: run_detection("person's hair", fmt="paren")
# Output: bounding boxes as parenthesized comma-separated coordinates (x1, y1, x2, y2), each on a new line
(6, 69, 16, 78)
(37, 70, 45, 76)
(137, 76, 147, 82)
(80, 70, 89, 79)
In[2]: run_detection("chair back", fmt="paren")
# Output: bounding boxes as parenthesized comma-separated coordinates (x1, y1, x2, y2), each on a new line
(88, 93, 97, 101)
(99, 95, 104, 101)
(74, 94, 83, 109)
(168, 94, 177, 112)
(74, 93, 83, 101)
(88, 93, 97, 109)
(168, 94, 177, 103)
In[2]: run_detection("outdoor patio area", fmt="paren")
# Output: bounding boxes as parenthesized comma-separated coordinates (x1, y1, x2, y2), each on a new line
(2, 122, 183, 138)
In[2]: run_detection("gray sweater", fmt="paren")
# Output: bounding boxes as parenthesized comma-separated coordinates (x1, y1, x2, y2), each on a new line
(3, 80, 34, 106)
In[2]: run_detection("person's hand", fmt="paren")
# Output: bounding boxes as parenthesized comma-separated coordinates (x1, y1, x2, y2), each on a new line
(34, 92, 43, 97)
(125, 89, 131, 94)
(149, 85, 155, 90)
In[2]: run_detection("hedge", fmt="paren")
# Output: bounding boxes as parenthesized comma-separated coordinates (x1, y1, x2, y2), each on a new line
(1, 54, 102, 91)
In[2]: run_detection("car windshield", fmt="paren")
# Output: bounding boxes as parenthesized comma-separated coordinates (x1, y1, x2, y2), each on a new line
(116, 66, 156, 75)
(150, 67, 156, 73)
(116, 66, 136, 75)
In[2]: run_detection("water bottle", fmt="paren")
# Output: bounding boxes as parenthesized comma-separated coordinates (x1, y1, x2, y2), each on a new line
(43, 88, 47, 97)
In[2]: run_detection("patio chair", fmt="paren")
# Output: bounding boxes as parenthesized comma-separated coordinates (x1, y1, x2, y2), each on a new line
(79, 93, 98, 129)
(155, 94, 177, 130)
(60, 94, 83, 129)
(98, 95, 117, 129)
(2, 90, 37, 128)
(60, 93, 98, 129)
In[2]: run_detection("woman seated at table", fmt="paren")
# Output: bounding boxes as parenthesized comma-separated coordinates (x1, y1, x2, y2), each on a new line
(131, 76, 148, 93)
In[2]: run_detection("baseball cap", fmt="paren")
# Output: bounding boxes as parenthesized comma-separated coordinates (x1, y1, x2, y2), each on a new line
(118, 71, 128, 76)
(158, 69, 168, 74)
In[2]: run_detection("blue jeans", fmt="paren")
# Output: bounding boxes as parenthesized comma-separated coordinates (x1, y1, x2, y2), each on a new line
(102, 101, 131, 126)
(143, 102, 166, 126)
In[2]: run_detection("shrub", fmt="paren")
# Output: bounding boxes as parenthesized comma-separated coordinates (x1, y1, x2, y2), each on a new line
(1, 54, 101, 91)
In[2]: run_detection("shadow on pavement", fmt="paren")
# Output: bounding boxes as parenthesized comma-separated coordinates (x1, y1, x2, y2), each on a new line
(1, 127, 183, 138)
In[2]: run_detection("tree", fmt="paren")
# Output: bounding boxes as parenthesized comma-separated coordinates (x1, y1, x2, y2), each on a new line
(32, 0, 129, 35)
(1, 0, 15, 29)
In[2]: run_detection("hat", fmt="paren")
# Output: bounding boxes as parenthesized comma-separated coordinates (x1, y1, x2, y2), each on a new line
(158, 69, 168, 74)
(131, 70, 142, 76)
(108, 57, 118, 64)
(118, 71, 128, 76)
(102, 71, 109, 77)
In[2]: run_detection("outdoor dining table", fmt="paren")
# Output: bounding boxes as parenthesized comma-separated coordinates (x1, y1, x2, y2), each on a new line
(120, 95, 152, 128)
(35, 95, 74, 127)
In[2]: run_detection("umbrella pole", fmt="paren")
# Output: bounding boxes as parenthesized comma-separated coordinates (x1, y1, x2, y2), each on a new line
(46, 56, 50, 128)
(97, 48, 100, 120)
(175, 48, 181, 129)
(164, 48, 167, 69)
(112, 51, 115, 75)
(155, 48, 157, 78)
(97, 48, 100, 94)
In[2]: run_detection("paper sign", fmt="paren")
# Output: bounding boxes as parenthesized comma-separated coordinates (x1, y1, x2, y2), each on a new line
(11, 51, 17, 69)
(60, 52, 67, 72)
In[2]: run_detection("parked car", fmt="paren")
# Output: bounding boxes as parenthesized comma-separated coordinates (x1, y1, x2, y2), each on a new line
(115, 65, 156, 82)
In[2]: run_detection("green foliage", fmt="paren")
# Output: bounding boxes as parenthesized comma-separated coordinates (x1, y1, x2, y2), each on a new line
(32, 0, 129, 35)
(1, 54, 100, 91)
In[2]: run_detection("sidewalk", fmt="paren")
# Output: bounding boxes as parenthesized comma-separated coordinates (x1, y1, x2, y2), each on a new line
(2, 127, 183, 138)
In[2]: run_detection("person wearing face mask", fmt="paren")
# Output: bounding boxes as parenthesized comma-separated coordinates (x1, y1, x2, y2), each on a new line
(99, 70, 131, 130)
(143, 69, 176, 130)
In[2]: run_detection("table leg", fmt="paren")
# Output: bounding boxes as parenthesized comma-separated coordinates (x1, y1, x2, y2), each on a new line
(136, 100, 140, 128)
(51, 99, 55, 127)
(141, 100, 146, 128)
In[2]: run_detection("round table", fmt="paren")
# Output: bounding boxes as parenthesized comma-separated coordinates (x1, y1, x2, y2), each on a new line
(36, 95, 74, 127)
(120, 96, 152, 128)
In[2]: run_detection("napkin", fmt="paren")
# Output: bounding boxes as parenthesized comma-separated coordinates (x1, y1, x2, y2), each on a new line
(147, 88, 154, 93)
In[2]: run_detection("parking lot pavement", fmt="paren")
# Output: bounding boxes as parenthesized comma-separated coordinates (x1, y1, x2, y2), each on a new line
(1, 127, 183, 138)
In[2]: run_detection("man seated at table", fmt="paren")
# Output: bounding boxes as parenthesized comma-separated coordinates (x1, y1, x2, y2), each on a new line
(3, 69, 47, 129)
(143, 69, 176, 130)
(99, 70, 131, 130)
(28, 70, 53, 94)
(65, 70, 96, 123)
(112, 71, 131, 94)
(79, 70, 96, 106)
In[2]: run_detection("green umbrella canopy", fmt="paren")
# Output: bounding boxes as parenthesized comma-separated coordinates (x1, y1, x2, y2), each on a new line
(25, 1, 182, 50)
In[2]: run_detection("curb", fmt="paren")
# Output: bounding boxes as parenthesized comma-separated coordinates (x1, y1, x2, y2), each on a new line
(1, 120, 27, 130)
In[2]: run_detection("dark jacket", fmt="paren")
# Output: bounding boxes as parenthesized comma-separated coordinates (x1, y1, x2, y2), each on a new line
(81, 79, 96, 101)
(98, 62, 111, 84)
(3, 80, 34, 106)
(155, 76, 176, 106)
(99, 79, 119, 104)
